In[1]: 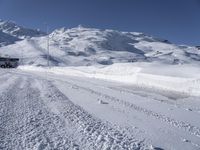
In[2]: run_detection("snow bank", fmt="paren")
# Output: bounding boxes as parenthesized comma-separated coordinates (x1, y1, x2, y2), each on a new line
(19, 63, 200, 96)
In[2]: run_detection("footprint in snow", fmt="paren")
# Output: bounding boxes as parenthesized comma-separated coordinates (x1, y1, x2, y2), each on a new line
(98, 99, 109, 104)
(185, 108, 192, 111)
(182, 139, 190, 143)
(149, 145, 164, 150)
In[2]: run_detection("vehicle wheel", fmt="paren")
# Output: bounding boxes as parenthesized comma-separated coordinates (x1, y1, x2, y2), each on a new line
(1, 65, 5, 68)
(6, 65, 12, 68)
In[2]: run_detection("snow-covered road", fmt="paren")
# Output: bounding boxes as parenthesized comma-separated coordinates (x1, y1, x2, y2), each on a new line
(0, 69, 200, 150)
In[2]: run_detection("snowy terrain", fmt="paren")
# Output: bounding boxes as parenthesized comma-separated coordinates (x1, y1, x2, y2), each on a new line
(0, 23, 199, 66)
(19, 62, 200, 97)
(1, 68, 200, 150)
(0, 20, 45, 47)
(0, 20, 200, 149)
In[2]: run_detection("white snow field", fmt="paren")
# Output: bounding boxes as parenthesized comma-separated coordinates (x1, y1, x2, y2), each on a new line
(1, 20, 200, 150)
(1, 68, 200, 150)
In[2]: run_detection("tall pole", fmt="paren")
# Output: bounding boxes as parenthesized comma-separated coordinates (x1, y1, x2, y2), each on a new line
(46, 24, 50, 68)
(21, 49, 23, 65)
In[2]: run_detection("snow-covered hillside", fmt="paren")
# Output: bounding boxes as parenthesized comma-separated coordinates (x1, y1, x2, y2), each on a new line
(0, 31, 19, 47)
(0, 20, 45, 47)
(0, 20, 45, 39)
(0, 24, 199, 66)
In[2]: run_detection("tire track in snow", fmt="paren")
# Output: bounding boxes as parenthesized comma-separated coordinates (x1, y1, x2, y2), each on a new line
(0, 69, 12, 75)
(7, 70, 152, 149)
(36, 79, 149, 150)
(60, 80, 200, 139)
(41, 75, 195, 115)
(107, 86, 200, 114)
(0, 75, 14, 89)
(0, 76, 24, 149)
(0, 76, 80, 149)
(6, 70, 200, 148)
(54, 76, 200, 117)
(22, 78, 80, 150)
(65, 77, 196, 113)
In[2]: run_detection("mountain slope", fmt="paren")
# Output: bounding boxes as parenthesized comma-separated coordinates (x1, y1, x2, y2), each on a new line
(0, 31, 19, 47)
(0, 20, 45, 46)
(0, 20, 45, 38)
(0, 25, 199, 66)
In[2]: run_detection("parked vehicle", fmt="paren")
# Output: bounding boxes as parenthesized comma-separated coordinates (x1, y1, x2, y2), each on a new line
(196, 46, 200, 50)
(0, 57, 19, 68)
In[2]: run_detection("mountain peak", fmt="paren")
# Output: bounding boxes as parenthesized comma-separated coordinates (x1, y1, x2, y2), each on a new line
(0, 19, 46, 39)
(0, 19, 46, 46)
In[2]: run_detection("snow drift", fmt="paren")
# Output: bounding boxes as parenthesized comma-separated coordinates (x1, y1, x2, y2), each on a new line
(19, 63, 200, 96)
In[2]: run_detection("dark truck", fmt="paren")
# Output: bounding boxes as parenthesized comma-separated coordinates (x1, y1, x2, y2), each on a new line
(0, 57, 19, 68)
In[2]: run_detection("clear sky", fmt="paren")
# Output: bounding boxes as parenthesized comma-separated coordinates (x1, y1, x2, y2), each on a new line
(0, 0, 199, 45)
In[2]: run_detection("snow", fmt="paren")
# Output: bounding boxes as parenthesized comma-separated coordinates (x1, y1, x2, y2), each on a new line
(1, 20, 200, 149)
(0, 24, 200, 66)
(0, 20, 45, 47)
(0, 31, 19, 47)
(1, 68, 200, 150)
(19, 62, 200, 96)
(0, 20, 45, 39)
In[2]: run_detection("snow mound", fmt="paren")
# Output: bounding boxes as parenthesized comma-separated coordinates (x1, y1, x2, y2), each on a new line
(19, 63, 200, 96)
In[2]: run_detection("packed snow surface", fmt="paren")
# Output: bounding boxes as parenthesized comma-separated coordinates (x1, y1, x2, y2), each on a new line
(1, 68, 200, 150)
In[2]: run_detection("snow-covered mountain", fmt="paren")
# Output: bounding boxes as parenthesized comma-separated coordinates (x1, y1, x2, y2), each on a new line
(0, 20, 45, 46)
(0, 20, 45, 38)
(0, 23, 199, 66)
(48, 26, 200, 65)
(0, 31, 19, 47)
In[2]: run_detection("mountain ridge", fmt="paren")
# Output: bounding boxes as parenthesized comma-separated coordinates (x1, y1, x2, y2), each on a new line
(0, 20, 199, 66)
(0, 19, 45, 46)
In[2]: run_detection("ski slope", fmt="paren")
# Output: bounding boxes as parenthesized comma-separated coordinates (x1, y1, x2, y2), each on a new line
(1, 68, 200, 150)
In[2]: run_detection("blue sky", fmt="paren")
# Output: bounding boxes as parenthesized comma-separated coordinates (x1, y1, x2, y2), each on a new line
(0, 0, 199, 45)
